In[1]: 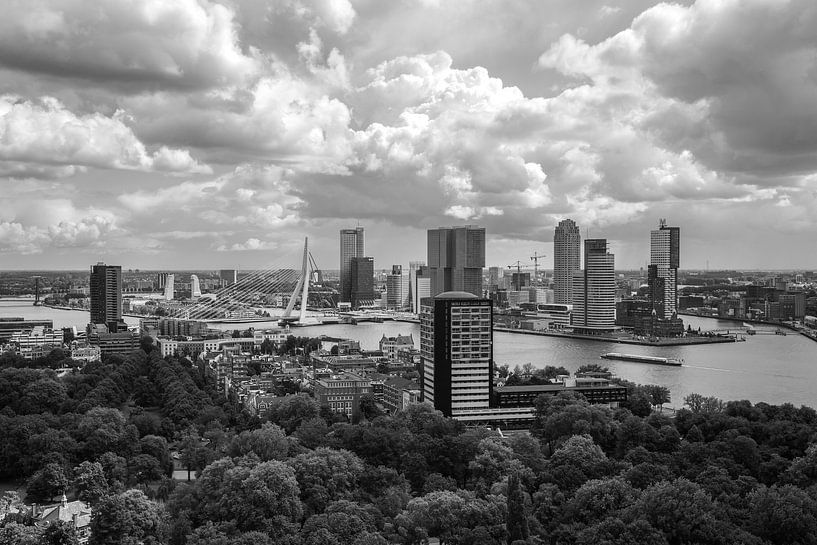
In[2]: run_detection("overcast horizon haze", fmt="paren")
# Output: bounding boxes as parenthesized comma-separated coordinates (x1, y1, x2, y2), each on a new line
(2, 0, 817, 271)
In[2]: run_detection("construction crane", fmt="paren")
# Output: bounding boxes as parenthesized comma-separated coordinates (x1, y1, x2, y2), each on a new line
(530, 251, 546, 287)
(507, 261, 524, 291)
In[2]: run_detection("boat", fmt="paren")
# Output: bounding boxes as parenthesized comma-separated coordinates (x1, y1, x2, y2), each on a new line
(600, 352, 682, 366)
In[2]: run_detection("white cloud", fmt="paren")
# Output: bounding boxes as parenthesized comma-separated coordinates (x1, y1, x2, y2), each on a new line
(0, 95, 210, 177)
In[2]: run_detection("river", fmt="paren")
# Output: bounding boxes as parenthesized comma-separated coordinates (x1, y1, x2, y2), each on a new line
(2, 299, 816, 409)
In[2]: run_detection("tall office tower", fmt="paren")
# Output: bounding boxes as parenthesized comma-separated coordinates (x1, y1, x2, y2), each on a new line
(190, 275, 202, 298)
(427, 226, 486, 298)
(340, 227, 365, 303)
(407, 261, 425, 311)
(90, 262, 122, 332)
(413, 267, 431, 314)
(650, 220, 680, 319)
(157, 272, 169, 290)
(164, 274, 175, 301)
(554, 219, 581, 304)
(349, 256, 375, 309)
(219, 269, 237, 287)
(386, 265, 404, 310)
(420, 292, 493, 417)
(571, 239, 615, 330)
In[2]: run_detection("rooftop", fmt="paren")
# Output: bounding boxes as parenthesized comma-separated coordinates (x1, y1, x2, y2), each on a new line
(435, 291, 479, 299)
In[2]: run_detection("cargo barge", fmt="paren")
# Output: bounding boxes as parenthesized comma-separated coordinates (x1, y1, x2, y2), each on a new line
(600, 352, 683, 366)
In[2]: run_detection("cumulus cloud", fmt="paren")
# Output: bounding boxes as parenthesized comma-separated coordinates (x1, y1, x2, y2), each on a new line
(0, 95, 210, 177)
(0, 0, 258, 89)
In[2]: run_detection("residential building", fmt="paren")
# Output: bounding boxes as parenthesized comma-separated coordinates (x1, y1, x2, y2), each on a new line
(413, 269, 431, 314)
(427, 226, 486, 297)
(379, 333, 415, 361)
(382, 376, 422, 413)
(350, 256, 375, 309)
(650, 220, 680, 318)
(420, 291, 493, 417)
(87, 325, 141, 356)
(554, 219, 581, 304)
(35, 495, 92, 545)
(70, 345, 102, 363)
(158, 318, 209, 337)
(0, 318, 53, 342)
(313, 372, 372, 420)
(339, 227, 365, 303)
(90, 262, 124, 332)
(9, 326, 64, 358)
(572, 239, 615, 331)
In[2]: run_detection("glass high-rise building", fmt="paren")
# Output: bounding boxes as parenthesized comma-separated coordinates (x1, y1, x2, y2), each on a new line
(339, 227, 364, 303)
(553, 219, 580, 305)
(427, 226, 485, 297)
(571, 239, 615, 330)
(90, 262, 122, 332)
(349, 256, 375, 309)
(650, 220, 680, 319)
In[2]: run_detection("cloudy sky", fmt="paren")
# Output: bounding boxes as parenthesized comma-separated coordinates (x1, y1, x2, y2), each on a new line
(1, 0, 816, 271)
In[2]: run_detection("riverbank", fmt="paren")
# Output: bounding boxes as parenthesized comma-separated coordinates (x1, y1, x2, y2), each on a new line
(678, 310, 817, 344)
(493, 326, 737, 346)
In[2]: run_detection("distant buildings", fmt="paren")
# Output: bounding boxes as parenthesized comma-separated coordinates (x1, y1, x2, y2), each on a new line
(427, 225, 486, 297)
(379, 333, 414, 361)
(650, 220, 680, 318)
(420, 291, 493, 417)
(219, 269, 237, 286)
(164, 274, 175, 301)
(349, 256, 375, 309)
(89, 262, 124, 332)
(190, 274, 201, 298)
(339, 227, 365, 303)
(313, 372, 372, 420)
(554, 219, 581, 305)
(572, 239, 615, 331)
(386, 265, 404, 310)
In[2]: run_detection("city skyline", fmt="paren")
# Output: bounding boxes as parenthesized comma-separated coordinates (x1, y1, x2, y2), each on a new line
(3, 1, 817, 270)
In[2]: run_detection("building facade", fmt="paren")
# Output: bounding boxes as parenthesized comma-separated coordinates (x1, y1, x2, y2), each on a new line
(386, 265, 404, 310)
(89, 262, 122, 332)
(339, 227, 365, 303)
(572, 239, 615, 331)
(350, 256, 375, 309)
(420, 292, 493, 417)
(650, 220, 680, 318)
(313, 372, 372, 420)
(553, 219, 581, 305)
(427, 226, 486, 298)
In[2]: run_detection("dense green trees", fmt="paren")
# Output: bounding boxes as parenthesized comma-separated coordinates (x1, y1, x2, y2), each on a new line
(6, 342, 817, 545)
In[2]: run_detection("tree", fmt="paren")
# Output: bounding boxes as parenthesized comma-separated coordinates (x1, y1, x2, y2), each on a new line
(179, 428, 208, 481)
(40, 521, 80, 545)
(27, 463, 68, 503)
(289, 448, 365, 516)
(358, 394, 383, 422)
(72, 461, 109, 505)
(532, 391, 614, 454)
(748, 485, 817, 545)
(90, 489, 162, 545)
(506, 472, 529, 543)
(228, 422, 289, 461)
(265, 394, 321, 433)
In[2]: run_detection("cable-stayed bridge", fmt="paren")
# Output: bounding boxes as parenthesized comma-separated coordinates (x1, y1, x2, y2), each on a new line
(169, 238, 332, 326)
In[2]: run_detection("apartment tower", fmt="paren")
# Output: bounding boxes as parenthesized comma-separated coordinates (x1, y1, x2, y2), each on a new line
(649, 220, 680, 319)
(571, 239, 615, 330)
(339, 227, 365, 303)
(420, 292, 493, 417)
(553, 219, 581, 305)
(89, 262, 123, 332)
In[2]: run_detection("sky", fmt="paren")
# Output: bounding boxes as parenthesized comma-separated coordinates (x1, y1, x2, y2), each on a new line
(1, 0, 817, 271)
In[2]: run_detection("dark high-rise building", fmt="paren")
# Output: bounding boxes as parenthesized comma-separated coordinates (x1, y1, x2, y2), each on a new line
(554, 219, 580, 304)
(349, 256, 375, 309)
(386, 265, 404, 310)
(157, 272, 169, 290)
(340, 227, 365, 303)
(647, 265, 666, 317)
(427, 226, 485, 297)
(219, 269, 237, 287)
(420, 291, 493, 417)
(90, 262, 123, 332)
(650, 220, 680, 319)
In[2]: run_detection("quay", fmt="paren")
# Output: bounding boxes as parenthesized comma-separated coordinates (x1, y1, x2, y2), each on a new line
(492, 326, 737, 346)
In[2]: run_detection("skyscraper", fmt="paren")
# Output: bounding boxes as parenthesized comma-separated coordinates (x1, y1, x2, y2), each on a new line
(571, 239, 615, 330)
(340, 227, 365, 303)
(386, 265, 404, 310)
(420, 291, 493, 417)
(349, 256, 375, 309)
(427, 226, 485, 297)
(650, 220, 680, 319)
(219, 269, 237, 287)
(90, 262, 122, 332)
(190, 275, 201, 298)
(554, 219, 581, 304)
